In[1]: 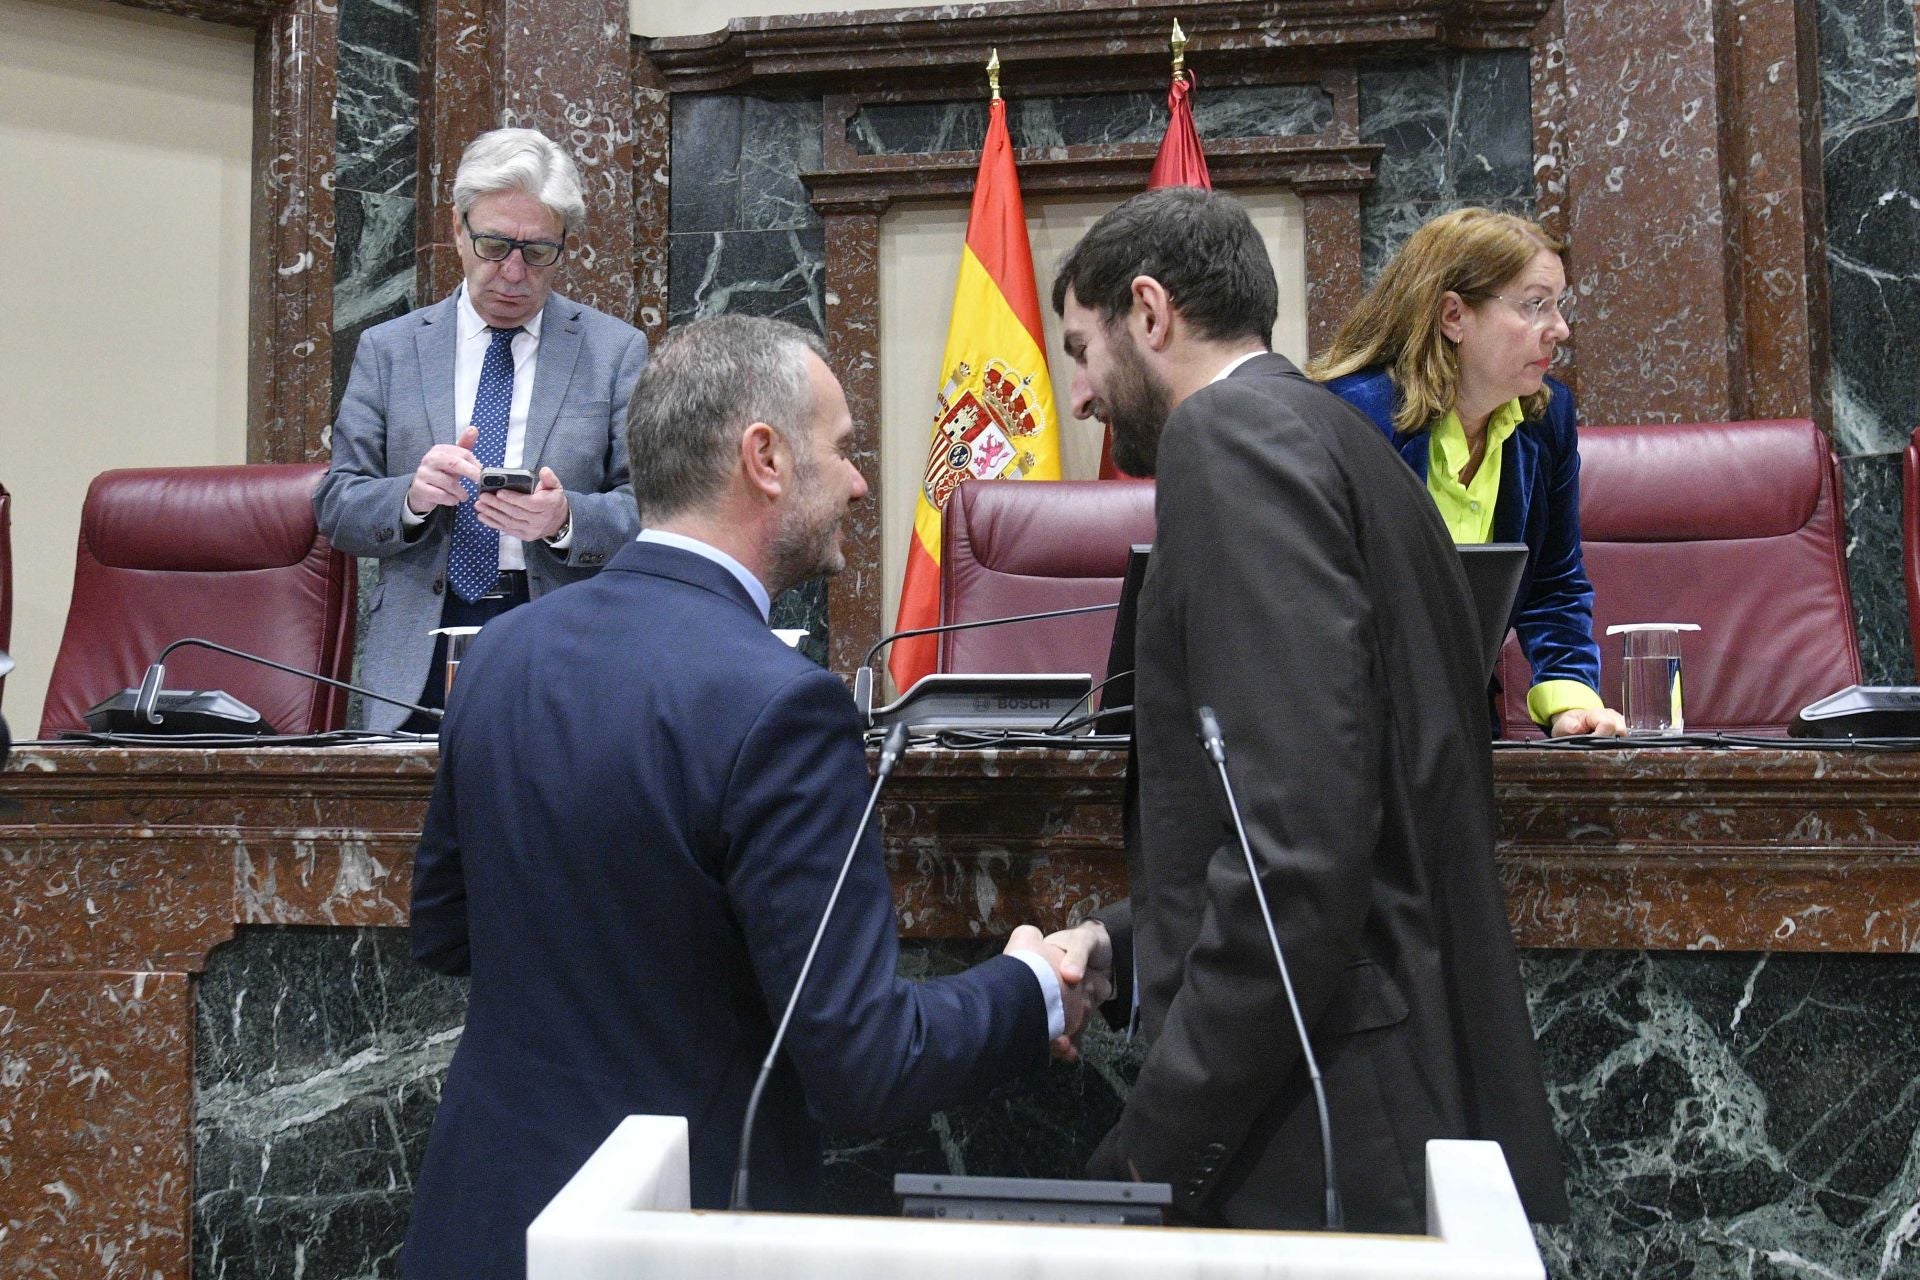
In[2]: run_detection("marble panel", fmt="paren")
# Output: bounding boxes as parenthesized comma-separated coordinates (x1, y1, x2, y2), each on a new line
(1527, 949, 1920, 1279)
(180, 929, 1920, 1280)
(331, 190, 418, 419)
(671, 94, 824, 234)
(846, 85, 1333, 158)
(194, 928, 468, 1279)
(1841, 452, 1916, 686)
(0, 971, 192, 1279)
(1818, 0, 1920, 457)
(335, 0, 419, 199)
(1356, 52, 1535, 280)
(820, 938, 1139, 1214)
(666, 226, 827, 332)
(770, 578, 829, 666)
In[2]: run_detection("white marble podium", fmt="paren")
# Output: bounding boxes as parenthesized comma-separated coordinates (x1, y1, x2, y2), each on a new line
(527, 1116, 1546, 1279)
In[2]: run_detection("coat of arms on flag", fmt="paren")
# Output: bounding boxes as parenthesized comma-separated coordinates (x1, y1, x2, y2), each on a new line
(922, 358, 1045, 510)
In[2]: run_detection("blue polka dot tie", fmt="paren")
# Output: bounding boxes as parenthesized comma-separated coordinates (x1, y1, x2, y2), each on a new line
(448, 326, 521, 603)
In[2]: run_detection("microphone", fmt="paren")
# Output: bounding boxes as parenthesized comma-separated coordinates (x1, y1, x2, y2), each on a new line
(731, 720, 911, 1211)
(1193, 705, 1343, 1232)
(102, 637, 441, 735)
(860, 602, 1121, 675)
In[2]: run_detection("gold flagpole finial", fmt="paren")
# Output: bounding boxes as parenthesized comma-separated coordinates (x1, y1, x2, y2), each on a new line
(1171, 19, 1188, 80)
(987, 48, 1001, 100)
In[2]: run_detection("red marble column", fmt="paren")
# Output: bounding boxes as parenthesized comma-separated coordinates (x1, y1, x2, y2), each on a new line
(499, 0, 637, 323)
(1723, 0, 1828, 424)
(822, 210, 884, 678)
(247, 0, 337, 463)
(1301, 191, 1364, 359)
(1557, 0, 1735, 424)
(417, 0, 638, 323)
(1553, 0, 1824, 427)
(415, 0, 501, 306)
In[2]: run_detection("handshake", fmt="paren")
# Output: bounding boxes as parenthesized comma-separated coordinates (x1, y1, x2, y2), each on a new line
(1004, 920, 1115, 1063)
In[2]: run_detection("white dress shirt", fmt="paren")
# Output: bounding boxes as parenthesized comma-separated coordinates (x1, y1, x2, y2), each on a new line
(401, 285, 563, 568)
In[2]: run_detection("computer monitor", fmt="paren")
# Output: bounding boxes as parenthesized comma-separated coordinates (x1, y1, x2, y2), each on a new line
(1457, 543, 1529, 683)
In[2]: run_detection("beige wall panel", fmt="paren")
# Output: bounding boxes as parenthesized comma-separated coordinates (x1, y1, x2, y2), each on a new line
(0, 0, 253, 732)
(633, 0, 909, 38)
(874, 190, 1306, 663)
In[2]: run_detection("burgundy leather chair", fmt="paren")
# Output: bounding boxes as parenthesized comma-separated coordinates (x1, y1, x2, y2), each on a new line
(1904, 426, 1920, 655)
(40, 464, 357, 737)
(938, 479, 1157, 681)
(1497, 418, 1862, 737)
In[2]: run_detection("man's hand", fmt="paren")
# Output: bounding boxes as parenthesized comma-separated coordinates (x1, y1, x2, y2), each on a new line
(1033, 919, 1116, 1062)
(1005, 925, 1098, 1061)
(477, 466, 570, 541)
(1549, 705, 1628, 738)
(408, 425, 482, 515)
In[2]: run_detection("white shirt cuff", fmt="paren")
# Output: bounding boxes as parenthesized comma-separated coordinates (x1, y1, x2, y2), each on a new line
(401, 494, 428, 527)
(1007, 949, 1066, 1040)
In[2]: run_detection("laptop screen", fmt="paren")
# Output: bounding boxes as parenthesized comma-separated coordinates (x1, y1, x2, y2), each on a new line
(1456, 543, 1529, 683)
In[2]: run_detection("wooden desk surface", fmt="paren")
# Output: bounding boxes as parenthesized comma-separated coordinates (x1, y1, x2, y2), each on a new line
(3, 739, 1918, 1276)
(5, 739, 1919, 960)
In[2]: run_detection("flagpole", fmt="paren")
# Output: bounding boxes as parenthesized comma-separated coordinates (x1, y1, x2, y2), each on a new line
(1171, 19, 1186, 83)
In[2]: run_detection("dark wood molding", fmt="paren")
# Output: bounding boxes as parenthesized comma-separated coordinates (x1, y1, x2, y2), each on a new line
(803, 138, 1380, 216)
(646, 0, 1553, 94)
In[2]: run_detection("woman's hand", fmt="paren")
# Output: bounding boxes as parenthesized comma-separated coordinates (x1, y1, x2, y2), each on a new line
(1549, 706, 1628, 737)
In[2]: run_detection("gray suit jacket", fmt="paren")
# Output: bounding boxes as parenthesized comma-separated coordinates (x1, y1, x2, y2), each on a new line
(314, 290, 647, 730)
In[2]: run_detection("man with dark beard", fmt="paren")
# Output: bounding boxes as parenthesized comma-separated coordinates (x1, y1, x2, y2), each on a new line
(402, 315, 1094, 1279)
(1044, 188, 1566, 1233)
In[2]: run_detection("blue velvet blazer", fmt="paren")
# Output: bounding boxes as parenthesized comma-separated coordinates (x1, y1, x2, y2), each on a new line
(1323, 368, 1601, 701)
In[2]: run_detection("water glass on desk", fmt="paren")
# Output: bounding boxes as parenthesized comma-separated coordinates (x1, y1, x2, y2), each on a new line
(1607, 623, 1700, 735)
(430, 625, 484, 697)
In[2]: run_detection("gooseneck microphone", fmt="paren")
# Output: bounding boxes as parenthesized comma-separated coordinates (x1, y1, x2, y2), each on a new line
(852, 602, 1121, 721)
(1194, 706, 1343, 1232)
(730, 720, 912, 1211)
(132, 637, 441, 728)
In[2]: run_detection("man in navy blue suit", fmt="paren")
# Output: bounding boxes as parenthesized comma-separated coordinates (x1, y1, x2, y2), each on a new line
(401, 314, 1096, 1280)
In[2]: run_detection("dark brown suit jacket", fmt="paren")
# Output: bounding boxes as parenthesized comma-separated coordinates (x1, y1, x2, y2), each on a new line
(1091, 353, 1566, 1231)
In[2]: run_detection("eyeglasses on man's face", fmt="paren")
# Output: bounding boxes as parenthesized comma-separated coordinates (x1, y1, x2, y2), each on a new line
(1485, 290, 1573, 330)
(462, 212, 564, 268)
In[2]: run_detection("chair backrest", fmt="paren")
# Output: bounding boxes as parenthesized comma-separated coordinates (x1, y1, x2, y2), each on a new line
(40, 464, 357, 736)
(1498, 418, 1862, 736)
(938, 479, 1157, 680)
(1905, 427, 1920, 658)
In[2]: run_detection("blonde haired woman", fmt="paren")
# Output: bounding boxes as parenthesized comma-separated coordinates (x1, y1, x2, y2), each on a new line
(1311, 207, 1625, 737)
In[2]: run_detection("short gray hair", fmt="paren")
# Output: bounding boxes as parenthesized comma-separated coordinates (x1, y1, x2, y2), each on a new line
(452, 128, 587, 233)
(627, 315, 827, 524)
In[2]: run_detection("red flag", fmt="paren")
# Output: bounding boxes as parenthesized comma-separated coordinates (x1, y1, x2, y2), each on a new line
(1099, 73, 1214, 479)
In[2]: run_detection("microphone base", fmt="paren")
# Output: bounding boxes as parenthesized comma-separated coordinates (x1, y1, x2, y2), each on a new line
(85, 689, 277, 736)
(869, 673, 1094, 734)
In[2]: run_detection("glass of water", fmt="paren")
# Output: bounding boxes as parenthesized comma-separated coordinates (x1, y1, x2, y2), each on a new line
(1606, 623, 1700, 735)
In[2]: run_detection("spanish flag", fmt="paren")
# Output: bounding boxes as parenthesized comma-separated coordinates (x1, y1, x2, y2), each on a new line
(889, 93, 1061, 694)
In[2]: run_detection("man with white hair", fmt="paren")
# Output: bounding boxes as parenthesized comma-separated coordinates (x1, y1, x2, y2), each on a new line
(316, 127, 647, 730)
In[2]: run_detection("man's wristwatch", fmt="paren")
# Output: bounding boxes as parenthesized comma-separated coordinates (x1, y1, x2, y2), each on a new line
(545, 512, 572, 546)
